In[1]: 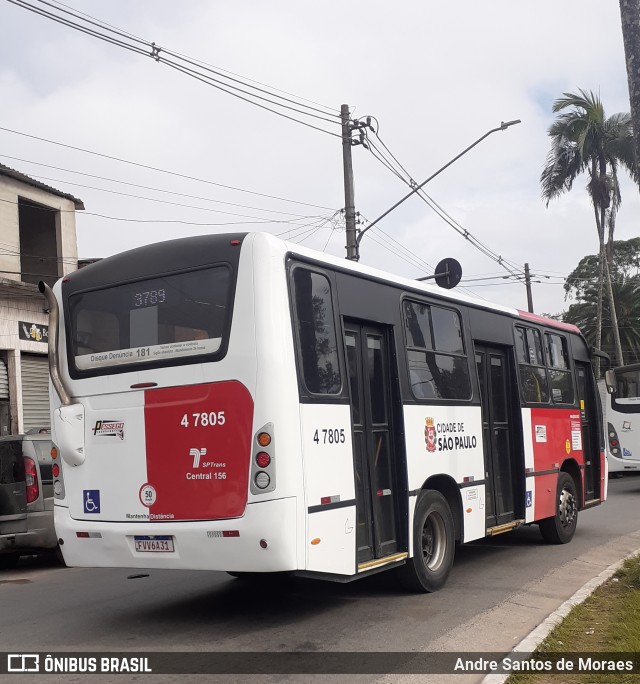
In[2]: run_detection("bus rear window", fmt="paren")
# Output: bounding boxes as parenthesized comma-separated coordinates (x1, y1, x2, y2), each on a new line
(69, 267, 232, 372)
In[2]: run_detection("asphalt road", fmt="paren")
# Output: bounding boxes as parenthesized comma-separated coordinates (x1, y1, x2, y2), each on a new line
(1, 476, 640, 683)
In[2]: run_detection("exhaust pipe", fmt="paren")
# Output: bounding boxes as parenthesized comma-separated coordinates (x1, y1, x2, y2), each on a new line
(38, 281, 71, 406)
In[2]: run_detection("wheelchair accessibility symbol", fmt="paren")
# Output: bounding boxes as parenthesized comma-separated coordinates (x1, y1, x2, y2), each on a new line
(83, 489, 101, 514)
(525, 490, 533, 508)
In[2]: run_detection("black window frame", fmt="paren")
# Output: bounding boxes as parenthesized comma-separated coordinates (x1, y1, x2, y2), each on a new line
(289, 263, 345, 401)
(65, 262, 237, 379)
(545, 332, 576, 405)
(514, 325, 551, 405)
(401, 297, 472, 403)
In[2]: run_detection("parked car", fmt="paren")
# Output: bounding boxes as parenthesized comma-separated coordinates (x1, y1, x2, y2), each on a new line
(0, 429, 58, 569)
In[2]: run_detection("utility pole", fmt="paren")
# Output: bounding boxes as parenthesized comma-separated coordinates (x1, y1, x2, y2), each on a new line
(341, 104, 358, 261)
(524, 262, 534, 313)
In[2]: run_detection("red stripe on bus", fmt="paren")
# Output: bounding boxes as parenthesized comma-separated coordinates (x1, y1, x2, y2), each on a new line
(143, 381, 254, 522)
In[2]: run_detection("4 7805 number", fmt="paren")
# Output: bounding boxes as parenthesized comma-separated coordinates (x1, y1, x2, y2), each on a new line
(180, 412, 226, 428)
(313, 428, 346, 445)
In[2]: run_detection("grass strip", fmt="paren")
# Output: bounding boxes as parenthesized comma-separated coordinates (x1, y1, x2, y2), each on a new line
(507, 554, 640, 683)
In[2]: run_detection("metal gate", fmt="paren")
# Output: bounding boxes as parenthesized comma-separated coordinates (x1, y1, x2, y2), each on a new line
(21, 353, 50, 431)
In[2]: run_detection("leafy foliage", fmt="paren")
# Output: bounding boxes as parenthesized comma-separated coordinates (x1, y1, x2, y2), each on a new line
(562, 239, 640, 363)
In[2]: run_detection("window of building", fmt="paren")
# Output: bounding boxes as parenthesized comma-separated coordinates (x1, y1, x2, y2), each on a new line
(18, 198, 60, 287)
(403, 300, 470, 400)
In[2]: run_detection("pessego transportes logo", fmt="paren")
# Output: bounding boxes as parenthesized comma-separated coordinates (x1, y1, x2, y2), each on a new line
(93, 420, 125, 440)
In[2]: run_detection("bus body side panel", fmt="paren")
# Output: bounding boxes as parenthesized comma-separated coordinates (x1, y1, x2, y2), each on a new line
(300, 404, 356, 575)
(250, 234, 309, 570)
(403, 404, 485, 545)
(528, 407, 584, 520)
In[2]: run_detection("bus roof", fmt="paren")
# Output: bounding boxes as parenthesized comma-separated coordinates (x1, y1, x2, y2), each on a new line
(277, 233, 580, 336)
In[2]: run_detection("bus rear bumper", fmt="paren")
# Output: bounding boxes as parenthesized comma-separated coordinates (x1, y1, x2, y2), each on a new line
(55, 497, 298, 572)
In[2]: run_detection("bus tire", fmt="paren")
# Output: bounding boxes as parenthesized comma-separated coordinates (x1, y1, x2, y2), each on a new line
(398, 490, 455, 593)
(539, 472, 578, 544)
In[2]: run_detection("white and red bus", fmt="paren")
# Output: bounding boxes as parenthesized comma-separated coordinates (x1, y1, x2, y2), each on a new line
(604, 363, 640, 474)
(41, 232, 606, 592)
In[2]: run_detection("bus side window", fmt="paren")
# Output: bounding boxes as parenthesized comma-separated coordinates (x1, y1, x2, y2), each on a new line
(292, 268, 341, 395)
(546, 333, 574, 404)
(403, 301, 471, 401)
(515, 326, 550, 404)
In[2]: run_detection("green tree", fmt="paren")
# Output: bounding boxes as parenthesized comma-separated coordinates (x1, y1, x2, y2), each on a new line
(563, 238, 640, 364)
(564, 237, 640, 299)
(564, 279, 640, 364)
(541, 89, 637, 369)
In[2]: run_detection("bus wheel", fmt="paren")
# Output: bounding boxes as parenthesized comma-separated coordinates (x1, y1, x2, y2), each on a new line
(398, 490, 455, 593)
(539, 472, 578, 544)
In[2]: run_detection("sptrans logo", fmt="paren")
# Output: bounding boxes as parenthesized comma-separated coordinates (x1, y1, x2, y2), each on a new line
(425, 417, 436, 453)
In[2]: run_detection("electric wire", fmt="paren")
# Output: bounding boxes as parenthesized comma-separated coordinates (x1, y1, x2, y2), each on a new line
(7, 0, 341, 136)
(0, 196, 337, 228)
(359, 123, 527, 281)
(0, 126, 336, 210)
(48, 0, 338, 115)
(0, 154, 330, 218)
(14, 171, 329, 223)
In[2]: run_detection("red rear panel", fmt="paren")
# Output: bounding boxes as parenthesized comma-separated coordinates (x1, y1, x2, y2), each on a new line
(143, 381, 254, 521)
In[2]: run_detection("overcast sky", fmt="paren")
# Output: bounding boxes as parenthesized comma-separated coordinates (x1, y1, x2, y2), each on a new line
(1, 0, 638, 316)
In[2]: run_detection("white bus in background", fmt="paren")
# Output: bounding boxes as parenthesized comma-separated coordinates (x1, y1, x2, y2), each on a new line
(604, 363, 640, 474)
(40, 232, 606, 593)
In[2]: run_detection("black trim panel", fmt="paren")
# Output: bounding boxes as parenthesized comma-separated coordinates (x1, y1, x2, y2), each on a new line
(308, 498, 356, 514)
(525, 468, 560, 477)
(459, 479, 485, 489)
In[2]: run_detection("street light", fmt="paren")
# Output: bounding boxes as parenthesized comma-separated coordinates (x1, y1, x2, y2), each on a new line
(349, 119, 521, 261)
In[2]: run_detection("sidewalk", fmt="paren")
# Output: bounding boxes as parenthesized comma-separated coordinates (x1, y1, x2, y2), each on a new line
(377, 529, 640, 684)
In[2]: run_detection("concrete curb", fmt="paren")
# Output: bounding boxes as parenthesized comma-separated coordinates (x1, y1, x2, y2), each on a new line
(480, 546, 640, 684)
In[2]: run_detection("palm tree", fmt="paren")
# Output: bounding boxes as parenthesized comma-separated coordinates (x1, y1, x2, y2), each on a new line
(620, 0, 640, 177)
(541, 89, 637, 369)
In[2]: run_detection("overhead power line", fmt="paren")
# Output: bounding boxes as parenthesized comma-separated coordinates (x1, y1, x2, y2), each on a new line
(0, 196, 337, 229)
(358, 121, 525, 281)
(0, 126, 336, 211)
(6, 0, 341, 137)
(0, 154, 333, 219)
(48, 0, 337, 115)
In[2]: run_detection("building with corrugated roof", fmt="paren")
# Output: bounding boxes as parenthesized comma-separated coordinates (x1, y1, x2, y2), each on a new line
(0, 163, 83, 433)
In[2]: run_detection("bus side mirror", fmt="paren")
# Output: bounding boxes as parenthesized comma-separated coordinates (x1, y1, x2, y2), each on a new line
(604, 369, 616, 394)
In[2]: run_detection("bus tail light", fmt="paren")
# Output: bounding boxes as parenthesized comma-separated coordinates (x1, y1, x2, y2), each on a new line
(51, 442, 65, 499)
(255, 471, 270, 489)
(24, 457, 39, 504)
(256, 452, 271, 468)
(608, 423, 621, 457)
(250, 423, 276, 495)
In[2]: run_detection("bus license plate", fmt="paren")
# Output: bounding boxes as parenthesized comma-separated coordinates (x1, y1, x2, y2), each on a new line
(134, 536, 174, 553)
